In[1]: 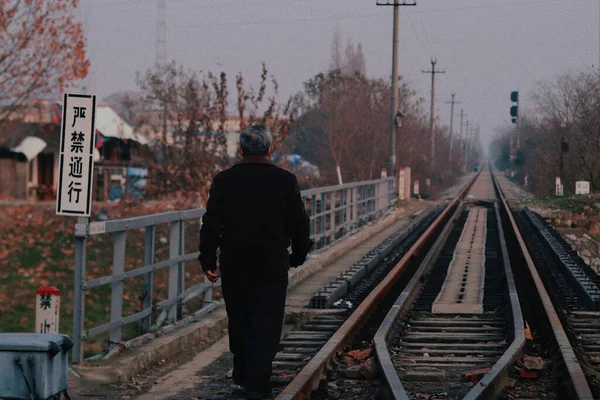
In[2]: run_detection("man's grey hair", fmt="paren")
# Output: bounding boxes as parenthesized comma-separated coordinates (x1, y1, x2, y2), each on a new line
(239, 125, 272, 156)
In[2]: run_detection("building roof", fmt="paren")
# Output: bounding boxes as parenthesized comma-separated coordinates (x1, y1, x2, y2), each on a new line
(0, 122, 61, 161)
(96, 106, 148, 145)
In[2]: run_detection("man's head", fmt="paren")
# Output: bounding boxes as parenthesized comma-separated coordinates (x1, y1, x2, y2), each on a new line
(239, 125, 273, 157)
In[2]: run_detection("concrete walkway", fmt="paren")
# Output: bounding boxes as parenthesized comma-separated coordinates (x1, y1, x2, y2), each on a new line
(286, 201, 431, 311)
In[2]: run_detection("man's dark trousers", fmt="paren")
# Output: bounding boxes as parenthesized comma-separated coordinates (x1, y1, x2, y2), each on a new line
(221, 268, 288, 394)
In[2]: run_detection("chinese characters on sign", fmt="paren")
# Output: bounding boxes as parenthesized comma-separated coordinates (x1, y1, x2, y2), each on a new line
(35, 286, 61, 334)
(56, 94, 97, 216)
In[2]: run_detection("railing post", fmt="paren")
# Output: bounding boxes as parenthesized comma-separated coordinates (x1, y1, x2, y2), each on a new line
(72, 218, 88, 364)
(168, 220, 183, 321)
(178, 220, 185, 318)
(380, 180, 386, 215)
(310, 194, 316, 237)
(389, 178, 394, 208)
(372, 184, 376, 217)
(109, 231, 126, 351)
(141, 225, 155, 333)
(320, 192, 326, 238)
(330, 191, 336, 241)
(374, 184, 378, 217)
(204, 285, 213, 303)
(364, 185, 372, 222)
(352, 187, 358, 226)
(339, 189, 345, 231)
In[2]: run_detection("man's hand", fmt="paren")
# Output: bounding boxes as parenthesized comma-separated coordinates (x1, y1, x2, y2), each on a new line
(205, 269, 220, 283)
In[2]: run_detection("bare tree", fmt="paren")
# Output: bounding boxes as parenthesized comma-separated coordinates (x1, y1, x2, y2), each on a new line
(103, 91, 142, 125)
(299, 70, 371, 184)
(135, 63, 228, 202)
(328, 29, 366, 77)
(329, 27, 342, 72)
(133, 62, 299, 202)
(235, 63, 300, 159)
(0, 0, 89, 126)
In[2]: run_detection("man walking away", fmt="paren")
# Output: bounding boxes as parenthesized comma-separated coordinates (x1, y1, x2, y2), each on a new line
(199, 125, 311, 399)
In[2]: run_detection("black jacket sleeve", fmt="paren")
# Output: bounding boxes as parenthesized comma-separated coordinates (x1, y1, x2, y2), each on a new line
(199, 177, 223, 273)
(286, 175, 311, 267)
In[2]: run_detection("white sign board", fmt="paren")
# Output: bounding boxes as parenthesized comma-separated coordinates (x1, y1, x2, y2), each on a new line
(56, 94, 97, 216)
(576, 181, 590, 195)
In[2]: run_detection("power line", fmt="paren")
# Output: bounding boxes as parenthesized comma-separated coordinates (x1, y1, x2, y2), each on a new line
(94, 0, 592, 36)
(93, 0, 588, 18)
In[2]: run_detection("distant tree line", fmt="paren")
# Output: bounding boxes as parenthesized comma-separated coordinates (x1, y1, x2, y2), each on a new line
(489, 69, 600, 196)
(104, 32, 481, 201)
(288, 32, 481, 189)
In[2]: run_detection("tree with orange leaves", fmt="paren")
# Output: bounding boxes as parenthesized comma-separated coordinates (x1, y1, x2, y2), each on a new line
(0, 0, 89, 123)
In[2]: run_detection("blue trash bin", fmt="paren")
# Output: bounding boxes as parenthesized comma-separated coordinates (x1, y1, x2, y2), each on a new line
(0, 333, 73, 400)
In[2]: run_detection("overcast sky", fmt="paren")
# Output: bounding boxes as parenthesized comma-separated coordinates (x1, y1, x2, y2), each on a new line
(77, 0, 599, 149)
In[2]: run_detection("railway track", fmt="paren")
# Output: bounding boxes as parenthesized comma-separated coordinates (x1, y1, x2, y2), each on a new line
(515, 206, 600, 398)
(275, 167, 599, 400)
(275, 171, 481, 399)
(375, 172, 525, 400)
(270, 204, 446, 394)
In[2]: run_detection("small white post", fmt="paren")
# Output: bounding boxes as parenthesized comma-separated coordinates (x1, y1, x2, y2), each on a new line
(555, 177, 563, 196)
(413, 180, 420, 197)
(35, 286, 60, 333)
(405, 167, 411, 200)
(399, 167, 406, 201)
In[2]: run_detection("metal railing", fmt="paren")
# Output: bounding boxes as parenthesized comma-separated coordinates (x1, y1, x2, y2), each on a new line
(71, 177, 395, 363)
(303, 178, 394, 248)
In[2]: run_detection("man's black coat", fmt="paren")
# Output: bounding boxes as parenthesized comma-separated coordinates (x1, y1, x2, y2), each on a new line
(199, 156, 311, 276)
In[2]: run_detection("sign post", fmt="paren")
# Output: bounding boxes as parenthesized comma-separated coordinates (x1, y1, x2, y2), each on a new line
(56, 94, 97, 217)
(35, 286, 60, 333)
(55, 93, 96, 363)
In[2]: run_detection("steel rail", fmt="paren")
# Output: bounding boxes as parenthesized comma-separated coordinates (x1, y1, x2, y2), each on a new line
(374, 170, 526, 399)
(276, 171, 482, 400)
(493, 170, 594, 400)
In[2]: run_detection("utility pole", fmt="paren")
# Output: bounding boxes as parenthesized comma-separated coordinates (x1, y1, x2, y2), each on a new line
(377, 0, 416, 180)
(445, 93, 461, 164)
(156, 0, 167, 66)
(422, 58, 445, 173)
(459, 109, 468, 172)
(467, 125, 477, 171)
(465, 120, 470, 171)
